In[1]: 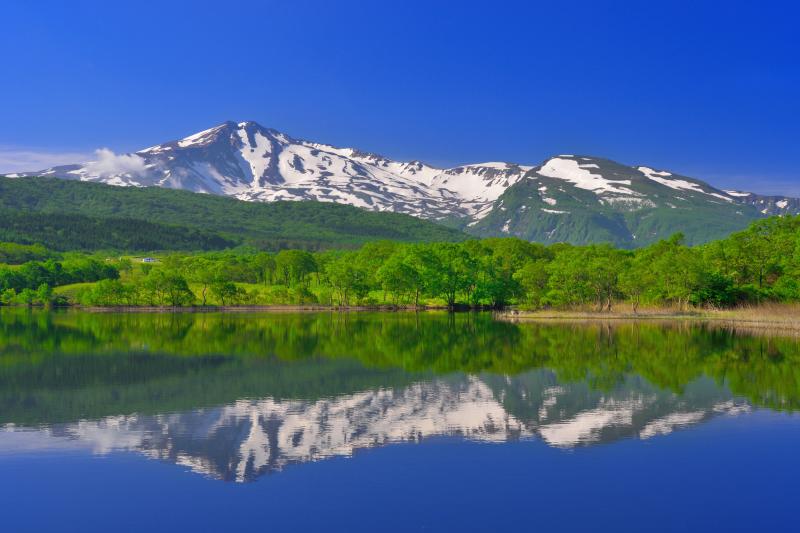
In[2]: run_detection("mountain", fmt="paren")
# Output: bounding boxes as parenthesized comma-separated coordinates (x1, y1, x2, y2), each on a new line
(13, 121, 526, 221)
(470, 156, 783, 246)
(0, 176, 466, 250)
(9, 120, 800, 246)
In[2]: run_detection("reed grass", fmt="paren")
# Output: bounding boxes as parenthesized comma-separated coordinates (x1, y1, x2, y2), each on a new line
(499, 302, 800, 335)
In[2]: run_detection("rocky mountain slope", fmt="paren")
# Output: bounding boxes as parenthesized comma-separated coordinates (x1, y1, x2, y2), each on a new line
(10, 120, 799, 246)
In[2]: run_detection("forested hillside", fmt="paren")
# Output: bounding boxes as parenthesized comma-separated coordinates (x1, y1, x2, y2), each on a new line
(0, 211, 236, 251)
(0, 214, 791, 310)
(0, 177, 467, 250)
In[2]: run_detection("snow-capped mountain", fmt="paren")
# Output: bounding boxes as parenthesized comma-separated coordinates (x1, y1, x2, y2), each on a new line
(0, 372, 747, 482)
(11, 120, 799, 246)
(470, 155, 800, 246)
(16, 121, 529, 221)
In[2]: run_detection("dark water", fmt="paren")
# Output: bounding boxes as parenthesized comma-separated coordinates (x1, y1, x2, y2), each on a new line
(1, 310, 799, 532)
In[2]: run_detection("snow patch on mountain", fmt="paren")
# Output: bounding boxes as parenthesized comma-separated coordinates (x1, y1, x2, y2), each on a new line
(639, 166, 705, 192)
(539, 157, 637, 196)
(639, 166, 733, 202)
(432, 163, 530, 203)
(236, 130, 272, 183)
(176, 124, 227, 148)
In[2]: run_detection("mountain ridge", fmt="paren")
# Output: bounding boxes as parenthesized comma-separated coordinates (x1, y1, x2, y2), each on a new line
(8, 120, 799, 246)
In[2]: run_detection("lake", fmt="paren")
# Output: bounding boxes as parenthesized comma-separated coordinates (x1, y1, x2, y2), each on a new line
(1, 310, 798, 532)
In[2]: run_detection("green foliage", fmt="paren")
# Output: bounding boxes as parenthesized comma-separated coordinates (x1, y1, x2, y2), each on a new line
(0, 242, 51, 264)
(415, 242, 478, 306)
(545, 244, 629, 310)
(4, 206, 800, 310)
(141, 270, 195, 307)
(275, 250, 317, 287)
(81, 279, 138, 306)
(325, 255, 370, 305)
(210, 281, 244, 306)
(375, 249, 424, 305)
(0, 256, 119, 307)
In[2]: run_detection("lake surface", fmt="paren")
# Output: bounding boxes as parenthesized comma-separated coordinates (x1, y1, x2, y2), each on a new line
(1, 310, 799, 532)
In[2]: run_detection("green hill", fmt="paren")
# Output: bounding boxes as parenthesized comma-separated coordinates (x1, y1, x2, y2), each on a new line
(0, 177, 466, 251)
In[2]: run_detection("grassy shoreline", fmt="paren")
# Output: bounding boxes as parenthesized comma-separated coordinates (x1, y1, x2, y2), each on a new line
(496, 304, 800, 333)
(4, 302, 799, 323)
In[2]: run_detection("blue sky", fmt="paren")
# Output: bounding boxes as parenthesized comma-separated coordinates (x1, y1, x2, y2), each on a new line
(1, 0, 798, 194)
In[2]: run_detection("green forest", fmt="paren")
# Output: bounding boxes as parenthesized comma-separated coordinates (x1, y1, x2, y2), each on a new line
(0, 176, 465, 250)
(2, 214, 800, 310)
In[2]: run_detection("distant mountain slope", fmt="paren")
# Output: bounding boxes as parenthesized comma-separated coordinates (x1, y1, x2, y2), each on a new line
(723, 190, 800, 217)
(470, 156, 770, 246)
(8, 120, 799, 246)
(0, 177, 466, 250)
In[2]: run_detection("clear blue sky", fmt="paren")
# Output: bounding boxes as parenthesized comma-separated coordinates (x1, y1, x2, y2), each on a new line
(1, 0, 798, 194)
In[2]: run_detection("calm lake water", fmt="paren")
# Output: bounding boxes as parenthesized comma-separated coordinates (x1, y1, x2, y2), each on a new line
(1, 310, 799, 532)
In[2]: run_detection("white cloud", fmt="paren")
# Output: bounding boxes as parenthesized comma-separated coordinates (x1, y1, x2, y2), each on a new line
(0, 147, 92, 173)
(0, 147, 152, 180)
(83, 148, 148, 177)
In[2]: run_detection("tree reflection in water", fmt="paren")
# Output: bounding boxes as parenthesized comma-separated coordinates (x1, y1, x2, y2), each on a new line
(0, 310, 795, 481)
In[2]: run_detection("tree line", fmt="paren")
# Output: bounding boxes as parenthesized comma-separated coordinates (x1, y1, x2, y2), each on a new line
(60, 215, 800, 310)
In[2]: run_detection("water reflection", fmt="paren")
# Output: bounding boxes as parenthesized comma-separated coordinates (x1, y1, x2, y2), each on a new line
(3, 372, 750, 482)
(0, 310, 795, 482)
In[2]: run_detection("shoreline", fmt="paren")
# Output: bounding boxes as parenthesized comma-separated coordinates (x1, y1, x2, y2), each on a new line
(4, 305, 800, 333)
(495, 308, 800, 333)
(8, 304, 452, 313)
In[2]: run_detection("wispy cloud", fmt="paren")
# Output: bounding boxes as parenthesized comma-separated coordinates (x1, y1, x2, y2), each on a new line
(84, 148, 148, 177)
(0, 146, 92, 174)
(0, 147, 152, 179)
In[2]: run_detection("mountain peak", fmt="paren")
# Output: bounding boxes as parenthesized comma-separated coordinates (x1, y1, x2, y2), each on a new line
(232, 120, 281, 135)
(10, 121, 800, 248)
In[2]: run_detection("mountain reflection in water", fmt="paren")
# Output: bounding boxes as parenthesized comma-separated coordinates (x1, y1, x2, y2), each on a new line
(0, 310, 795, 482)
